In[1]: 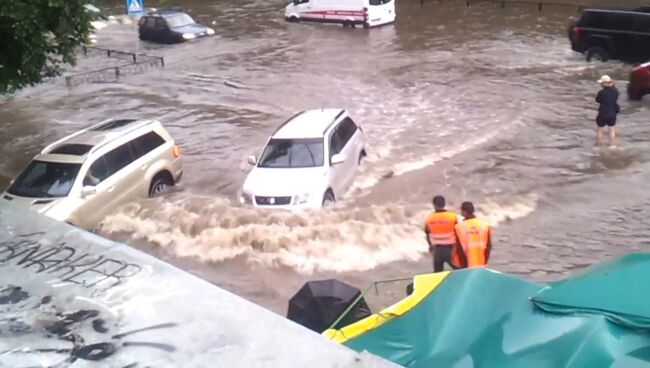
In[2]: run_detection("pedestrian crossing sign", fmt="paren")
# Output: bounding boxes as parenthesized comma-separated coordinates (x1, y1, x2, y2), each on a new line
(126, 0, 143, 15)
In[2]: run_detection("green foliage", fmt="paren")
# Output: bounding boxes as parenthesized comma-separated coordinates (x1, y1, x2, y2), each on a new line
(0, 0, 97, 94)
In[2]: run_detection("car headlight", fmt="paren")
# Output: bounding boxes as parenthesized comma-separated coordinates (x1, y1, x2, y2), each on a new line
(182, 33, 196, 40)
(206, 28, 215, 35)
(293, 193, 310, 205)
(240, 192, 253, 205)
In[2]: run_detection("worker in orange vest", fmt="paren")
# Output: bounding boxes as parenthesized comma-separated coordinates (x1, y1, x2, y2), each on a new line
(452, 201, 492, 268)
(424, 195, 459, 272)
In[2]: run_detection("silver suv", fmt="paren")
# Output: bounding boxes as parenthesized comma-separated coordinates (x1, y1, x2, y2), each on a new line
(2, 119, 182, 229)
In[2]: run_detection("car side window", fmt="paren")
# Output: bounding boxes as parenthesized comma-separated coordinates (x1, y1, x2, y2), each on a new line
(337, 117, 358, 149)
(155, 18, 168, 29)
(145, 17, 156, 28)
(104, 143, 136, 178)
(329, 128, 343, 159)
(131, 131, 166, 159)
(634, 15, 650, 33)
(583, 12, 609, 29)
(83, 156, 110, 186)
(610, 14, 635, 31)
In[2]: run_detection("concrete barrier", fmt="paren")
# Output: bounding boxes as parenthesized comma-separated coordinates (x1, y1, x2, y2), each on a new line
(0, 200, 397, 367)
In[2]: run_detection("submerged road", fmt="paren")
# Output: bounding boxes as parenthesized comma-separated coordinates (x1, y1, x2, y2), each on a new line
(1, 0, 649, 313)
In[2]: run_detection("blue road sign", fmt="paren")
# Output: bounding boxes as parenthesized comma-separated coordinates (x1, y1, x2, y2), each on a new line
(126, 0, 143, 15)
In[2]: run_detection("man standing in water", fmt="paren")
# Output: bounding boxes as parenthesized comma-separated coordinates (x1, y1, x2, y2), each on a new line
(595, 75, 620, 147)
(424, 195, 459, 272)
(452, 201, 492, 269)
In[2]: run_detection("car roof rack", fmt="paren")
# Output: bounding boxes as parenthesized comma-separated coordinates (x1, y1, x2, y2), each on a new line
(147, 7, 185, 16)
(41, 118, 115, 154)
(41, 119, 154, 156)
(88, 120, 156, 155)
(585, 6, 650, 14)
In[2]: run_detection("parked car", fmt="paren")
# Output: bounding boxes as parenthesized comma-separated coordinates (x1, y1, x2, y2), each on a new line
(568, 7, 650, 62)
(138, 9, 215, 44)
(2, 119, 183, 229)
(241, 109, 366, 209)
(628, 62, 650, 100)
(285, 0, 395, 28)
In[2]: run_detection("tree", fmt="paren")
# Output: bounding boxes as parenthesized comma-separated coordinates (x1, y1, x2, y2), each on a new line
(0, 0, 96, 94)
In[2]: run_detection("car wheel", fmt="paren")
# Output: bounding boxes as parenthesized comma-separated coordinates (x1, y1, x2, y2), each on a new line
(363, 22, 370, 29)
(586, 47, 609, 62)
(149, 173, 173, 198)
(288, 16, 299, 23)
(322, 190, 335, 207)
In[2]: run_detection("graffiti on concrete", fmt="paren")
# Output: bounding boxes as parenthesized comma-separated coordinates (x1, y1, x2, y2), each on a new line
(0, 232, 142, 291)
(0, 285, 177, 365)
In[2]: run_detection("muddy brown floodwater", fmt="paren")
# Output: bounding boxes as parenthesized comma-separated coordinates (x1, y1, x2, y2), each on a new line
(1, 0, 649, 314)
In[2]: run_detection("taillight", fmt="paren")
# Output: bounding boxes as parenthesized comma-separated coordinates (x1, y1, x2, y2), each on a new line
(571, 27, 581, 42)
(173, 144, 180, 158)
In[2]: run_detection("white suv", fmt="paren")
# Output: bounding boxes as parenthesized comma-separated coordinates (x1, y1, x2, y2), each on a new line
(241, 109, 366, 209)
(2, 119, 183, 229)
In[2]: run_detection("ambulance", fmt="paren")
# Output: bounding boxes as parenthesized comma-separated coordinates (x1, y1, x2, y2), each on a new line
(285, 0, 395, 28)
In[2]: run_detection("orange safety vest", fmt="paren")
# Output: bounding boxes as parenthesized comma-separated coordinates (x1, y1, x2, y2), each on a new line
(453, 218, 491, 268)
(425, 211, 458, 246)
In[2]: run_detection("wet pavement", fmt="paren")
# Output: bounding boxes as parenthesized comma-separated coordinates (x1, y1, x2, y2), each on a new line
(1, 0, 649, 314)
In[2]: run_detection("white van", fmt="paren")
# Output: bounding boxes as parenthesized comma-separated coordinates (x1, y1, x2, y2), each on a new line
(285, 0, 395, 28)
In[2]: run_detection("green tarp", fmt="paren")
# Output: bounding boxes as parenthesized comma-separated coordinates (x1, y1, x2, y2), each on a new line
(532, 253, 650, 330)
(339, 254, 650, 367)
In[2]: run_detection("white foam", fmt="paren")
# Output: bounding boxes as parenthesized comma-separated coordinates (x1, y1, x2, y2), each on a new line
(98, 193, 537, 274)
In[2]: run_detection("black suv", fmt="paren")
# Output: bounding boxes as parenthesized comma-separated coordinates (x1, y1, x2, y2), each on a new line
(138, 10, 215, 44)
(568, 7, 650, 63)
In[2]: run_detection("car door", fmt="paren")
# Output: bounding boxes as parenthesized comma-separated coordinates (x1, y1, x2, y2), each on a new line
(71, 155, 115, 228)
(292, 0, 312, 19)
(144, 16, 158, 41)
(337, 117, 361, 190)
(73, 143, 139, 228)
(138, 16, 150, 40)
(129, 131, 168, 197)
(327, 125, 347, 198)
(154, 17, 170, 43)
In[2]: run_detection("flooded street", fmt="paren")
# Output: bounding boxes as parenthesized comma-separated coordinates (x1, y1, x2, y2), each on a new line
(1, 0, 649, 314)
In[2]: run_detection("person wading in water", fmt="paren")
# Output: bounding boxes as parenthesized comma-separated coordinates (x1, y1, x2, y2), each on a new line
(595, 75, 620, 147)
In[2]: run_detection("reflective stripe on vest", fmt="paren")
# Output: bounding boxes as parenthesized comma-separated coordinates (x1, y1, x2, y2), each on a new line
(425, 211, 458, 245)
(454, 218, 490, 267)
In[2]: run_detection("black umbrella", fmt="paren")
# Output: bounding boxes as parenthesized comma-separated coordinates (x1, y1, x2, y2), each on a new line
(287, 279, 371, 333)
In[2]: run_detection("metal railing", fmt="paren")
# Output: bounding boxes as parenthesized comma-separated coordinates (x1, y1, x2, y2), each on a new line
(419, 0, 587, 12)
(326, 277, 414, 333)
(65, 46, 165, 88)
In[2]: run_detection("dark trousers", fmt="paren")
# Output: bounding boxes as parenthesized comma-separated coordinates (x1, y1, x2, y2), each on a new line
(431, 245, 456, 272)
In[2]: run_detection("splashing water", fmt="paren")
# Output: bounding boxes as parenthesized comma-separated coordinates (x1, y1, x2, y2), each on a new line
(98, 193, 537, 273)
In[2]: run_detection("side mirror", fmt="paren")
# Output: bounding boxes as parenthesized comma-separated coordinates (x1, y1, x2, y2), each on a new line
(331, 153, 346, 165)
(247, 155, 257, 166)
(80, 186, 97, 198)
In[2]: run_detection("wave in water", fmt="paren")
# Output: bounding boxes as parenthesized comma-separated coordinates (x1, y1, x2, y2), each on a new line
(98, 194, 537, 273)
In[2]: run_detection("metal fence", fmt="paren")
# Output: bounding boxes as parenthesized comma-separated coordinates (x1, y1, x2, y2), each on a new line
(65, 46, 165, 88)
(419, 0, 588, 12)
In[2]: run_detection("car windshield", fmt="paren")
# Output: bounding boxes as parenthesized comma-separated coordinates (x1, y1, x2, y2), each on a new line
(258, 138, 324, 168)
(7, 160, 81, 198)
(165, 14, 195, 28)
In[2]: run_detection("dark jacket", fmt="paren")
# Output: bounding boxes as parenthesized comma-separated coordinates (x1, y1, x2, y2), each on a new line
(596, 86, 620, 120)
